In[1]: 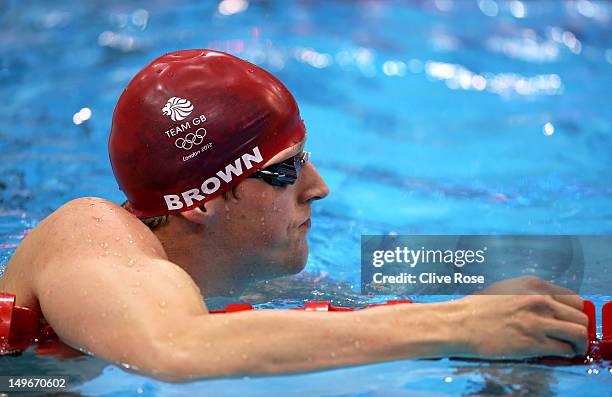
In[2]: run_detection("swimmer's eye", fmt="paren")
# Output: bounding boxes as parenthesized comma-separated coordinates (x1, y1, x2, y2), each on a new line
(248, 151, 310, 187)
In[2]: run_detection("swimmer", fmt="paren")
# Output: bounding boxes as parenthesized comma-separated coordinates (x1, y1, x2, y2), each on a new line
(0, 50, 588, 380)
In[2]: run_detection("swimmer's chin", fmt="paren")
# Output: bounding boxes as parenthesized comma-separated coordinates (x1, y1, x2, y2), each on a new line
(285, 246, 309, 275)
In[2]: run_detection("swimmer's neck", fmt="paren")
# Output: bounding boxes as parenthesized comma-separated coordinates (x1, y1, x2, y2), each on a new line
(152, 219, 254, 298)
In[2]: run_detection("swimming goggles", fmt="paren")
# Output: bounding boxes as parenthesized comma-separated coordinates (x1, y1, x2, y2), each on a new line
(249, 151, 311, 187)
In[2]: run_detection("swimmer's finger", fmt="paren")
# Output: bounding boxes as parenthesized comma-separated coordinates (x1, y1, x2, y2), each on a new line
(543, 319, 588, 355)
(551, 294, 584, 312)
(540, 337, 576, 358)
(527, 278, 578, 297)
(524, 278, 583, 310)
(548, 299, 589, 327)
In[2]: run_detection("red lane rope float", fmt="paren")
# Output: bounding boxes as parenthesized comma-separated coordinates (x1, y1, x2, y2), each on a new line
(1, 292, 611, 362)
(0, 293, 38, 355)
(597, 301, 612, 358)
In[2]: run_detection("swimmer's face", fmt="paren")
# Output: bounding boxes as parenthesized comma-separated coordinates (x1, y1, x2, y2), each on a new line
(208, 139, 329, 278)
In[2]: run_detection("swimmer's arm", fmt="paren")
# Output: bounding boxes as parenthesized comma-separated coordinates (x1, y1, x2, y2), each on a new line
(165, 289, 588, 379)
(35, 254, 588, 380)
(158, 301, 466, 379)
(33, 255, 464, 380)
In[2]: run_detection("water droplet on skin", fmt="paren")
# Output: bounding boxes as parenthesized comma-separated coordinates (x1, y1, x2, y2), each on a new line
(90, 203, 95, 208)
(330, 352, 336, 358)
(87, 239, 93, 243)
(129, 240, 134, 244)
(158, 301, 167, 308)
(354, 340, 361, 349)
(103, 250, 109, 255)
(127, 258, 136, 267)
(115, 236, 120, 242)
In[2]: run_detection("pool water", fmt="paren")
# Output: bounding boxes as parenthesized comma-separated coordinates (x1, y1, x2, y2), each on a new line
(1, 0, 611, 395)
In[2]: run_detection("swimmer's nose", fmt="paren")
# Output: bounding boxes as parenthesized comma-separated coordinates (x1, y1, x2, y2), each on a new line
(299, 163, 330, 203)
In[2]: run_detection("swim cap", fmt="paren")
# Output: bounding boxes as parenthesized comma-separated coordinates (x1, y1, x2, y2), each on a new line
(109, 49, 306, 217)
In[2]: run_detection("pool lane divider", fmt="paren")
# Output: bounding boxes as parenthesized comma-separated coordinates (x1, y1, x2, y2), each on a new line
(598, 300, 612, 358)
(1, 292, 611, 362)
(0, 293, 38, 355)
(582, 300, 612, 361)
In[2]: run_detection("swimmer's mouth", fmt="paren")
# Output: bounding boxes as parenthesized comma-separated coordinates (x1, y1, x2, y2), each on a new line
(298, 214, 311, 228)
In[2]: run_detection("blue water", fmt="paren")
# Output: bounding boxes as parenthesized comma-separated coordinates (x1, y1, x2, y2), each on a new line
(1, 0, 611, 396)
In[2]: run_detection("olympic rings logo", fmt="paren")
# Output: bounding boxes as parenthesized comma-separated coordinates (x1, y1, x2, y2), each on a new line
(175, 128, 207, 150)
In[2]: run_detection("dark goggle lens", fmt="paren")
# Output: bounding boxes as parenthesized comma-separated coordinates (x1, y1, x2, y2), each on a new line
(250, 151, 310, 187)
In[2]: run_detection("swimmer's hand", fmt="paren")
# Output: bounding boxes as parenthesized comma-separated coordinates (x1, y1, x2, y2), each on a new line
(453, 276, 589, 359)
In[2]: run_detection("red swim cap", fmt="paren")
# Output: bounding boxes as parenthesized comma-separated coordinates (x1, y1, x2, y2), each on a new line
(109, 49, 306, 217)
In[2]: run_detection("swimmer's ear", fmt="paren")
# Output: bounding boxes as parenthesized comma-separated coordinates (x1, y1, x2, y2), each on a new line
(222, 186, 241, 202)
(179, 205, 209, 225)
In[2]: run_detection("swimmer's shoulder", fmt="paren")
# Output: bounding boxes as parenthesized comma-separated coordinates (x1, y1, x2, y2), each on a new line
(6, 197, 167, 280)
(3, 197, 168, 306)
(49, 196, 168, 258)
